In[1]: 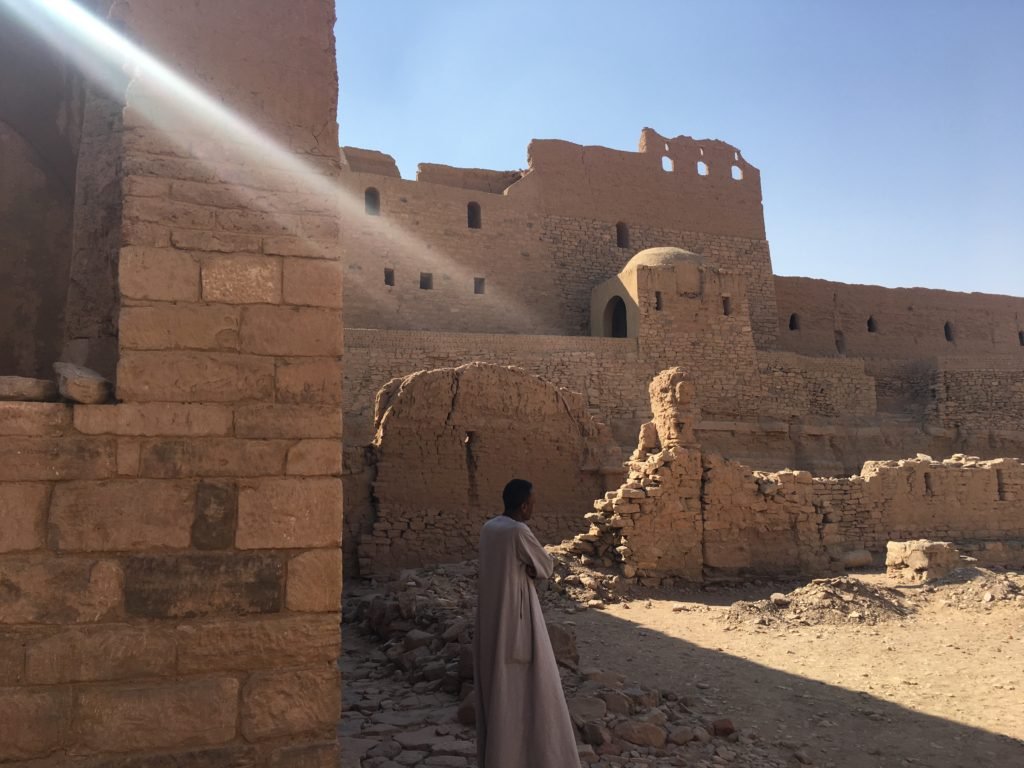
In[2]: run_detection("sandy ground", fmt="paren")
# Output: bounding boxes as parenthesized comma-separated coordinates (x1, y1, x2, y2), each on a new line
(561, 572, 1024, 768)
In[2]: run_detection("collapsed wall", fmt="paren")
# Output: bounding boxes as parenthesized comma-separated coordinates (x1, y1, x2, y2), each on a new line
(573, 368, 1024, 584)
(355, 363, 621, 575)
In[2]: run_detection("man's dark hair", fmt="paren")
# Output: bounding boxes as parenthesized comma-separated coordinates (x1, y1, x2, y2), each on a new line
(502, 478, 533, 513)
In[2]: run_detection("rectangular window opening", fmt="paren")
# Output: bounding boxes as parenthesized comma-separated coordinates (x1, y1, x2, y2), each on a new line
(420, 272, 433, 290)
(474, 277, 485, 295)
(654, 291, 663, 311)
(384, 267, 395, 287)
(722, 296, 732, 316)
(997, 469, 1007, 501)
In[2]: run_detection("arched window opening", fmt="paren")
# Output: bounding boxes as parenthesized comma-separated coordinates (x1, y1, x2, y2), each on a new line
(867, 315, 878, 333)
(364, 187, 380, 215)
(467, 201, 482, 229)
(788, 313, 800, 331)
(731, 165, 743, 181)
(662, 156, 673, 172)
(616, 222, 629, 248)
(944, 321, 955, 342)
(697, 161, 709, 177)
(384, 267, 395, 286)
(834, 330, 847, 355)
(722, 296, 732, 316)
(603, 296, 628, 338)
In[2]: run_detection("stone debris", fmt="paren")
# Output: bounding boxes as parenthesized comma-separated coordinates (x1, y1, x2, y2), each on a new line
(52, 361, 111, 404)
(343, 560, 797, 767)
(0, 376, 57, 401)
(886, 540, 961, 582)
(725, 577, 914, 628)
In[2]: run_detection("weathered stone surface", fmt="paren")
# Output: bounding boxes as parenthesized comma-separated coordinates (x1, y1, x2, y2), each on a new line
(74, 404, 234, 437)
(886, 539, 961, 582)
(0, 402, 70, 436)
(191, 481, 238, 550)
(98, 745, 261, 768)
(0, 687, 71, 760)
(282, 259, 343, 309)
(286, 440, 342, 476)
(53, 362, 111, 405)
(123, 553, 283, 618)
(612, 720, 667, 747)
(240, 666, 340, 741)
(118, 246, 199, 302)
(567, 695, 607, 726)
(546, 622, 579, 669)
(49, 480, 195, 552)
(73, 678, 239, 753)
(0, 376, 57, 402)
(119, 304, 241, 351)
(269, 742, 340, 768)
(0, 437, 116, 481)
(275, 358, 343, 405)
(176, 615, 339, 673)
(117, 351, 275, 403)
(286, 548, 342, 612)
(25, 625, 175, 684)
(138, 438, 289, 479)
(0, 557, 123, 624)
(0, 484, 49, 553)
(201, 254, 281, 304)
(235, 404, 342, 438)
(237, 478, 342, 549)
(239, 306, 343, 357)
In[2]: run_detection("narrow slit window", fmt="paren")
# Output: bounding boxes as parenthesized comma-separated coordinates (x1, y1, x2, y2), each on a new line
(384, 267, 395, 286)
(944, 321, 955, 342)
(996, 469, 1007, 501)
(364, 187, 380, 216)
(474, 277, 485, 295)
(788, 313, 800, 331)
(654, 291, 663, 310)
(467, 201, 482, 229)
(722, 296, 732, 316)
(867, 315, 878, 333)
(924, 472, 934, 496)
(420, 272, 433, 290)
(616, 222, 629, 248)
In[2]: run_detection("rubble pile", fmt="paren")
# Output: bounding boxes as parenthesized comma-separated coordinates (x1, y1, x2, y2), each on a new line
(928, 566, 1024, 609)
(343, 560, 798, 767)
(725, 577, 914, 628)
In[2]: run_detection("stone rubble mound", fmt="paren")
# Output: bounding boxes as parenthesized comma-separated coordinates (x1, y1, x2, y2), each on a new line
(927, 566, 1024, 609)
(725, 577, 914, 628)
(344, 560, 798, 767)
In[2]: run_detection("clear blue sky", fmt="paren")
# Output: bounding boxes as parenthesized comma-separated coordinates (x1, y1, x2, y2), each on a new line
(335, 1, 1024, 296)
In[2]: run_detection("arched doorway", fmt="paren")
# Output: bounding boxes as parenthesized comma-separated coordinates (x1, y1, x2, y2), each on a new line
(603, 296, 628, 338)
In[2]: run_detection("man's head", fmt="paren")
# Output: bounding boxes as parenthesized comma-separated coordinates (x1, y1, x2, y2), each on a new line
(502, 478, 534, 521)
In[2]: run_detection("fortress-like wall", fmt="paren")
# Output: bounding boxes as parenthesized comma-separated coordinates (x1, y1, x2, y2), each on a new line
(927, 356, 1024, 433)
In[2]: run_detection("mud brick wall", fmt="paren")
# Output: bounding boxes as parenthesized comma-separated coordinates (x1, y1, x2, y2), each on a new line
(358, 364, 618, 575)
(344, 329, 649, 445)
(926, 356, 1024, 433)
(0, 0, 343, 764)
(758, 352, 877, 419)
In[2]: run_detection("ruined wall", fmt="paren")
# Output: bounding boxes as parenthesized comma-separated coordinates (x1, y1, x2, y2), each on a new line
(926, 356, 1024, 433)
(0, 0, 344, 764)
(775, 275, 1024, 359)
(358, 364, 619, 575)
(758, 352, 876, 419)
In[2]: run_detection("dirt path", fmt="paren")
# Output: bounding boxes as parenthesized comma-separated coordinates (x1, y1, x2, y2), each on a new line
(562, 573, 1024, 768)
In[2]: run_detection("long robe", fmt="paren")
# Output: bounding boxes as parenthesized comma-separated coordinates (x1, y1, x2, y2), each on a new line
(474, 515, 579, 768)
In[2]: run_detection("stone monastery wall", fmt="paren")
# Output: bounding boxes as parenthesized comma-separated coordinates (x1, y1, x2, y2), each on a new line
(927, 356, 1024, 433)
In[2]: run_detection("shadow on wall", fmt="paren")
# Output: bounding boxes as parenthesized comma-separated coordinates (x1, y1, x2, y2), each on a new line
(352, 363, 624, 576)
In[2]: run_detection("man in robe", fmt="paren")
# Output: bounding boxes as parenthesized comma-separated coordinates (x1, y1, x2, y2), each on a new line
(474, 478, 580, 768)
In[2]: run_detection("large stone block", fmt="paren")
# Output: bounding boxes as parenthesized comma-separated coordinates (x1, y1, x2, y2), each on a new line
(118, 351, 275, 403)
(263, 236, 337, 259)
(0, 377, 58, 402)
(269, 742, 340, 768)
(120, 305, 241, 352)
(237, 478, 342, 549)
(0, 437, 116, 481)
(201, 255, 282, 304)
(92, 745, 261, 768)
(234, 405, 342, 439)
(123, 553, 283, 618)
(175, 614, 339, 673)
(240, 666, 339, 741)
(0, 631, 27, 683)
(239, 306, 342, 357)
(73, 403, 234, 437)
(0, 557, 123, 624)
(0, 687, 71, 760)
(25, 625, 175, 684)
(72, 678, 239, 754)
(171, 228, 262, 254)
(285, 440, 342, 476)
(286, 549, 341, 612)
(0, 403, 69, 436)
(275, 358, 343, 405)
(49, 481, 195, 552)
(138, 439, 289, 479)
(282, 259, 342, 308)
(0, 484, 49, 553)
(120, 246, 200, 302)
(886, 539, 961, 582)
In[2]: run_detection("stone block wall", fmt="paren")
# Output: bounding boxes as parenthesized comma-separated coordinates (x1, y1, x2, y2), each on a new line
(758, 352, 877, 419)
(926, 356, 1024, 433)
(357, 364, 620, 575)
(0, 0, 344, 764)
